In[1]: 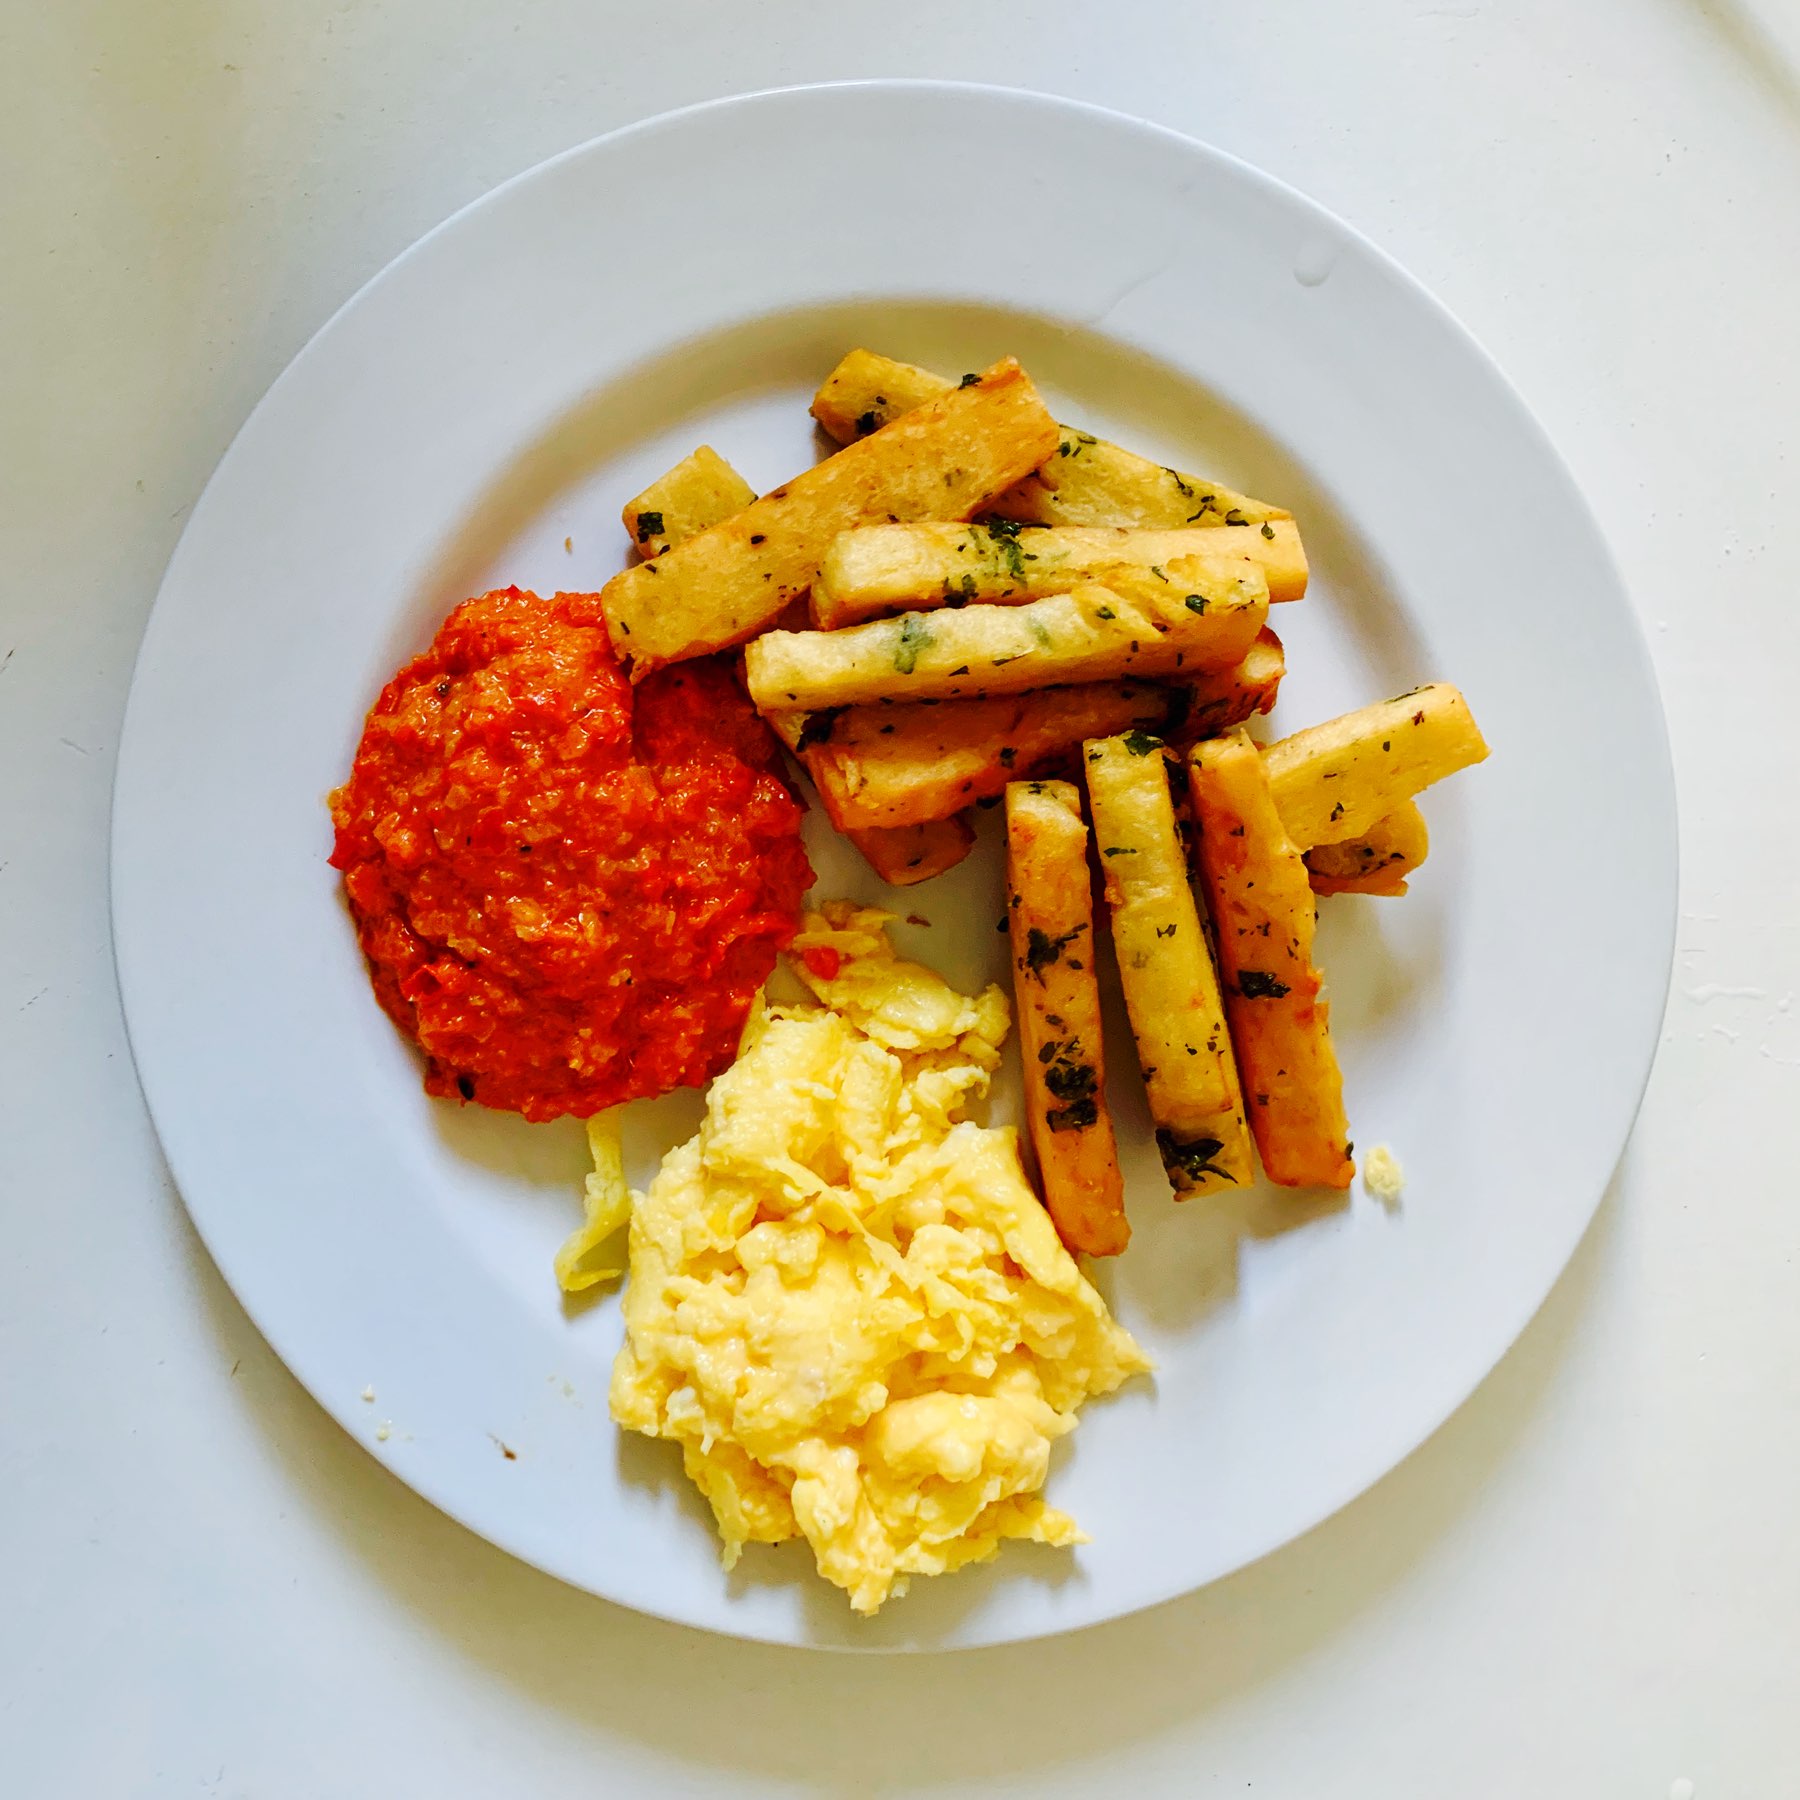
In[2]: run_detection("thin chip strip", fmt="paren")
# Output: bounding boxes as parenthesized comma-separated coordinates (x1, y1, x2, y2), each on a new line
(1187, 731, 1353, 1190)
(811, 348, 952, 439)
(1083, 735, 1252, 1196)
(634, 442, 979, 887)
(745, 556, 1268, 712)
(1005, 780, 1129, 1256)
(811, 519, 1307, 628)
(990, 429, 1289, 531)
(601, 357, 1060, 677)
(622, 446, 757, 560)
(812, 348, 1288, 529)
(764, 632, 1285, 832)
(1306, 802, 1429, 897)
(845, 815, 977, 887)
(1262, 683, 1487, 848)
(1174, 629, 1287, 745)
(769, 680, 1172, 832)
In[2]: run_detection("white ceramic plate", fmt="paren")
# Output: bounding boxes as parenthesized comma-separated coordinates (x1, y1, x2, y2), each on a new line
(112, 82, 1675, 1650)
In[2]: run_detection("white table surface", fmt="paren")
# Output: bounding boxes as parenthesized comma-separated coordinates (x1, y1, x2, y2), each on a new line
(5, 3, 1798, 1794)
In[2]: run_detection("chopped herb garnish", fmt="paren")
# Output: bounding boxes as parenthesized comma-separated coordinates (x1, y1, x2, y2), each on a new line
(959, 371, 981, 387)
(1043, 1047, 1099, 1131)
(1185, 593, 1208, 614)
(893, 614, 933, 674)
(1024, 924, 1082, 980)
(633, 510, 664, 543)
(1043, 1057, 1096, 1103)
(998, 745, 1017, 768)
(1156, 1130, 1231, 1183)
(1165, 468, 1196, 498)
(795, 707, 846, 752)
(1122, 728, 1164, 756)
(1102, 846, 1138, 857)
(983, 519, 1028, 581)
(1236, 970, 1291, 999)
(1260, 522, 1276, 541)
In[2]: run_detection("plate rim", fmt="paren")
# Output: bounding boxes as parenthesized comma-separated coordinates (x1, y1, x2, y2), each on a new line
(109, 77, 1679, 1650)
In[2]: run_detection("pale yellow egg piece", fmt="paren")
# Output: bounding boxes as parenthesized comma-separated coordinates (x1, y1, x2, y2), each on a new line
(554, 1113, 635, 1293)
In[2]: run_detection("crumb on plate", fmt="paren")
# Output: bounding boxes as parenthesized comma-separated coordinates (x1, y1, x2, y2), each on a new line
(1363, 1143, 1405, 1204)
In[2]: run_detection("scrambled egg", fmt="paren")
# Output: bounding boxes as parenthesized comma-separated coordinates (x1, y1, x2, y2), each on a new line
(609, 903, 1150, 1614)
(1363, 1143, 1406, 1206)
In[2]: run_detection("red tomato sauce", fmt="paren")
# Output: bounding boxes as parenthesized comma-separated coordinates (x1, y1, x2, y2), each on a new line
(328, 588, 813, 1122)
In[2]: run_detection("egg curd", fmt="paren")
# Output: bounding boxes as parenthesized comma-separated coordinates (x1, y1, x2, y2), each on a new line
(609, 903, 1150, 1614)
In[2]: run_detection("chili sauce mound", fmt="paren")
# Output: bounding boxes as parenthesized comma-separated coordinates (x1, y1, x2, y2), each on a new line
(328, 587, 813, 1122)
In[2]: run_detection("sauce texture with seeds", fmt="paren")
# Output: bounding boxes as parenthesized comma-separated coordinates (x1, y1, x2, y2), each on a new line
(329, 587, 812, 1121)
